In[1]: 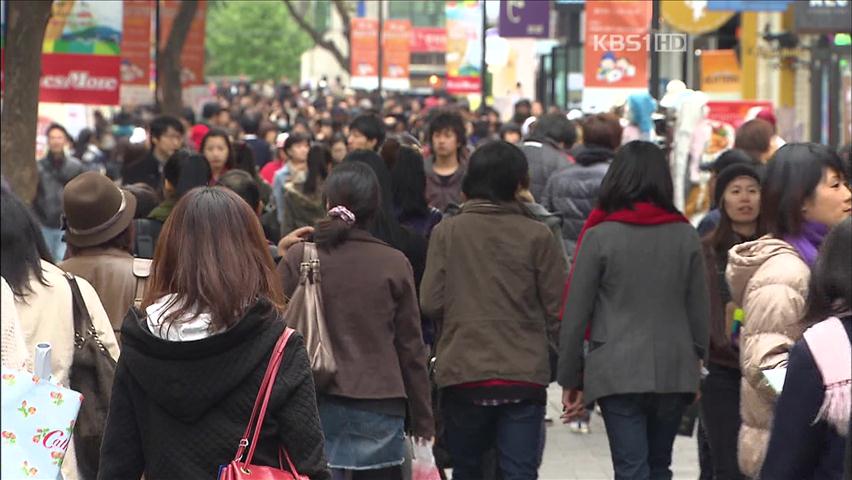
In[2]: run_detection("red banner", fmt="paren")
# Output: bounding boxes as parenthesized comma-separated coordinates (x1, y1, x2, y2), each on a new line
(706, 101, 774, 128)
(39, 53, 121, 105)
(159, 0, 206, 86)
(583, 0, 651, 89)
(411, 27, 447, 53)
(383, 19, 411, 89)
(121, 0, 153, 87)
(350, 18, 379, 89)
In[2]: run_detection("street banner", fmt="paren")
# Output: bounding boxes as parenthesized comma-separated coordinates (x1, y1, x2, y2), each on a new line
(382, 19, 412, 91)
(159, 0, 206, 87)
(707, 1, 790, 12)
(793, 1, 852, 34)
(661, 1, 734, 35)
(445, 0, 483, 94)
(40, 0, 124, 105)
(411, 27, 447, 53)
(700, 49, 741, 99)
(581, 0, 651, 112)
(498, 0, 550, 38)
(120, 0, 154, 105)
(350, 17, 379, 90)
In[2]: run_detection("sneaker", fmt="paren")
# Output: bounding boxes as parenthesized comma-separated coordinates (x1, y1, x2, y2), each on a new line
(578, 420, 590, 434)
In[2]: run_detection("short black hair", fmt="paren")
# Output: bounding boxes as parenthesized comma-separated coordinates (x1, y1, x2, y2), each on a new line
(427, 110, 467, 152)
(149, 115, 185, 140)
(284, 132, 311, 153)
(305, 144, 331, 196)
(391, 146, 429, 220)
(180, 107, 196, 126)
(163, 150, 212, 198)
(217, 169, 261, 212)
(462, 141, 529, 203)
(760, 143, 847, 237)
(597, 141, 677, 214)
(349, 113, 386, 150)
(46, 123, 73, 143)
(202, 102, 223, 120)
(532, 113, 577, 148)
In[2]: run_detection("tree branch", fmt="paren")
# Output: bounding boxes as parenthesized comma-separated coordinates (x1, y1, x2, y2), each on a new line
(158, 0, 198, 115)
(282, 0, 349, 73)
(333, 0, 351, 55)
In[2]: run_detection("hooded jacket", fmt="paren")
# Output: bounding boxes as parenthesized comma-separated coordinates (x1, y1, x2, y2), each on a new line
(726, 235, 810, 478)
(519, 138, 572, 202)
(541, 145, 613, 257)
(97, 301, 329, 480)
(281, 178, 325, 236)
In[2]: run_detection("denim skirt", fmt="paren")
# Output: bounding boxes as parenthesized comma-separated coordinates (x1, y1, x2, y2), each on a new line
(318, 398, 406, 470)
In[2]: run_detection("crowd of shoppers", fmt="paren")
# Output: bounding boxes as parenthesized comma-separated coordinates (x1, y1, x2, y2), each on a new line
(2, 79, 850, 480)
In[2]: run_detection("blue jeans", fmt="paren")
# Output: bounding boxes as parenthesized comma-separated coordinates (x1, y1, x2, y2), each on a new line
(441, 396, 544, 480)
(41, 226, 66, 261)
(598, 393, 690, 480)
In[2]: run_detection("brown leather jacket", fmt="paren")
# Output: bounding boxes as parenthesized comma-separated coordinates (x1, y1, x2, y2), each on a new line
(60, 247, 150, 343)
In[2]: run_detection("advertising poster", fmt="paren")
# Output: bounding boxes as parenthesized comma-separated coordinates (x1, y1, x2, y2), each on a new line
(382, 19, 412, 91)
(159, 0, 206, 87)
(40, 0, 124, 105)
(350, 17, 379, 90)
(445, 0, 483, 94)
(411, 27, 447, 53)
(700, 49, 741, 99)
(582, 0, 651, 112)
(498, 0, 550, 38)
(706, 100, 773, 128)
(120, 0, 153, 105)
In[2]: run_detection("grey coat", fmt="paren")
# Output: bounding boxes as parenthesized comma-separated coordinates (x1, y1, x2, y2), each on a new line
(541, 161, 610, 257)
(33, 154, 86, 228)
(520, 139, 571, 203)
(557, 222, 710, 405)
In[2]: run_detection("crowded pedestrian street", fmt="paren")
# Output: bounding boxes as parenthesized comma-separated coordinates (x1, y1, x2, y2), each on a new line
(1, 1, 851, 480)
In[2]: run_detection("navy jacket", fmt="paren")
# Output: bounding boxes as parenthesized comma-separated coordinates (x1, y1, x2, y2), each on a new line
(762, 315, 851, 480)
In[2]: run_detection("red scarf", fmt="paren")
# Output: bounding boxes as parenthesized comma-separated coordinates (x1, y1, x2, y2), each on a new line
(559, 202, 689, 333)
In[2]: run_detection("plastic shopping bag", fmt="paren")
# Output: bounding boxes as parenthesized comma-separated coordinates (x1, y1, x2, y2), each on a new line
(411, 439, 441, 480)
(1, 365, 82, 479)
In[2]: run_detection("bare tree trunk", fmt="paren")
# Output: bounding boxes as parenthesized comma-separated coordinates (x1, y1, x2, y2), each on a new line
(282, 0, 350, 73)
(0, 1, 53, 203)
(157, 0, 198, 116)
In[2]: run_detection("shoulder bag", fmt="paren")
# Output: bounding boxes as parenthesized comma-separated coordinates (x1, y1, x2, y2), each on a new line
(282, 242, 336, 389)
(65, 273, 117, 480)
(219, 327, 308, 480)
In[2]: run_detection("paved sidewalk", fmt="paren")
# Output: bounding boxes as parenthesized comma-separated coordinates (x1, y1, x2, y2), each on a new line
(540, 384, 700, 480)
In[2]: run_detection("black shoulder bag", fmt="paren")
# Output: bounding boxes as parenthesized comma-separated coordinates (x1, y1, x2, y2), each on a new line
(66, 273, 117, 479)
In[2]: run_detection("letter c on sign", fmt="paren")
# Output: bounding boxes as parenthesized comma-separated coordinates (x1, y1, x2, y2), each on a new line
(508, 0, 525, 23)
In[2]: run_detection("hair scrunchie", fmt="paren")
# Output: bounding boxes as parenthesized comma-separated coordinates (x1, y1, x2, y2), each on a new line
(328, 205, 356, 225)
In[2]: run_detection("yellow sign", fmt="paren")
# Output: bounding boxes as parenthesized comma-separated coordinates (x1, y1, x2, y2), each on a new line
(661, 1, 735, 35)
(701, 49, 741, 97)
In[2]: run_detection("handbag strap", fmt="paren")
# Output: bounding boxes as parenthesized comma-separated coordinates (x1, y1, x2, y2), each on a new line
(234, 327, 303, 476)
(299, 242, 320, 285)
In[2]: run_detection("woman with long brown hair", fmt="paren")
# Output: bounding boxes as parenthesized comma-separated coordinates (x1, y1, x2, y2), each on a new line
(99, 187, 329, 479)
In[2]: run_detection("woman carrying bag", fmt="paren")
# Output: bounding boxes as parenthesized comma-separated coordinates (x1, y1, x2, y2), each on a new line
(98, 187, 329, 480)
(278, 162, 434, 480)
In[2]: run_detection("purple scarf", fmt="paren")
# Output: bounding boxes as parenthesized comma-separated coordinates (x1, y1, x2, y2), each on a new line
(784, 221, 830, 267)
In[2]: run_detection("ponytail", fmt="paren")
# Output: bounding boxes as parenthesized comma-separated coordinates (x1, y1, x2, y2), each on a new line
(314, 216, 353, 249)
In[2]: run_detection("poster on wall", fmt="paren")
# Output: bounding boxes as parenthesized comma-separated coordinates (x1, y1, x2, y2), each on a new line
(382, 19, 411, 91)
(582, 0, 651, 112)
(445, 0, 483, 94)
(120, 0, 153, 106)
(349, 18, 379, 90)
(700, 49, 741, 100)
(40, 0, 124, 105)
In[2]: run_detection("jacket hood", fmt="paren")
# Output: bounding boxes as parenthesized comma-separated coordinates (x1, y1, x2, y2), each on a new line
(726, 235, 803, 306)
(284, 180, 323, 210)
(574, 145, 615, 167)
(118, 300, 284, 423)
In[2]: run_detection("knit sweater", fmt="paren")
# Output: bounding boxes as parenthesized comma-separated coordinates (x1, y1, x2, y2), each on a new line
(98, 301, 330, 480)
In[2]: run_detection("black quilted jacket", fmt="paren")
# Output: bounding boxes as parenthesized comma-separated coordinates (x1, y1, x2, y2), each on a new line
(98, 301, 330, 480)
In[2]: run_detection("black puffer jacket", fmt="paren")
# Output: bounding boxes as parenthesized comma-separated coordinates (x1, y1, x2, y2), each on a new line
(541, 145, 613, 257)
(519, 138, 572, 202)
(98, 301, 330, 480)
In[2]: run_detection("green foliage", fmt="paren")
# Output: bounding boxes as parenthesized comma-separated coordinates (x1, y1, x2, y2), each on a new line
(205, 1, 312, 81)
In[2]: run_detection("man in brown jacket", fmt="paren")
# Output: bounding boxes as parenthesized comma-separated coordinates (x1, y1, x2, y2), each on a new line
(421, 141, 566, 479)
(60, 172, 150, 343)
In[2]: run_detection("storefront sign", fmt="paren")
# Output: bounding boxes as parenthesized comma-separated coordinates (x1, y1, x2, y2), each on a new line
(706, 100, 773, 127)
(582, 0, 651, 111)
(661, 0, 734, 35)
(120, 0, 153, 105)
(498, 0, 550, 38)
(446, 0, 483, 94)
(793, 1, 852, 34)
(700, 49, 741, 99)
(40, 0, 123, 104)
(411, 27, 447, 53)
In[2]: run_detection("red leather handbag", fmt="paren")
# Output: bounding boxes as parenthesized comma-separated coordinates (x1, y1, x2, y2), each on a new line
(219, 328, 309, 480)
